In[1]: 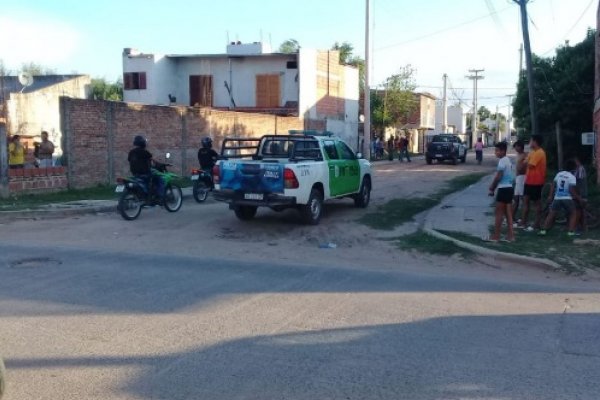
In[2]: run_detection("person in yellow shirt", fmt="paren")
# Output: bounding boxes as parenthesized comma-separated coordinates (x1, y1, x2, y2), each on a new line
(8, 135, 25, 169)
(519, 134, 547, 231)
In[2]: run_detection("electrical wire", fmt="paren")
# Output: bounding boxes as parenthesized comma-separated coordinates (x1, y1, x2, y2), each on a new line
(374, 5, 512, 51)
(541, 0, 595, 56)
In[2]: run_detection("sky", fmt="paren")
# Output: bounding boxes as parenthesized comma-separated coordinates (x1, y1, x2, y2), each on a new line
(0, 0, 597, 115)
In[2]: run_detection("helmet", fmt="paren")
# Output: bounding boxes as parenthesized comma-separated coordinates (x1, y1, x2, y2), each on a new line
(133, 135, 147, 148)
(201, 137, 213, 149)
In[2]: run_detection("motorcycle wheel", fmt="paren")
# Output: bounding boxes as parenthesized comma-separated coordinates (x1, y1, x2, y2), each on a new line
(164, 184, 183, 212)
(192, 180, 209, 203)
(118, 189, 142, 220)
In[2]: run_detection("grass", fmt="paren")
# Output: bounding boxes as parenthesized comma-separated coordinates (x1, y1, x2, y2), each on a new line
(439, 225, 600, 274)
(359, 172, 487, 230)
(0, 185, 116, 211)
(395, 231, 474, 257)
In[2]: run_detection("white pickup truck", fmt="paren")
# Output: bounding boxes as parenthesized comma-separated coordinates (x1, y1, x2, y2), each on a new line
(212, 132, 372, 225)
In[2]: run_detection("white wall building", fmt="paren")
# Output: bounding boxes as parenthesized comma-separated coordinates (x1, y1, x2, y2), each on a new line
(122, 44, 360, 147)
(433, 103, 467, 134)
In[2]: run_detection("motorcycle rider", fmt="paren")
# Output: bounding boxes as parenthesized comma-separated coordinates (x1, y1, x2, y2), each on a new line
(128, 135, 165, 203)
(197, 137, 218, 187)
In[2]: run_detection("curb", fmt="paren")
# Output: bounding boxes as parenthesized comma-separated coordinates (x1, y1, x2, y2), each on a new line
(423, 227, 562, 271)
(0, 204, 117, 221)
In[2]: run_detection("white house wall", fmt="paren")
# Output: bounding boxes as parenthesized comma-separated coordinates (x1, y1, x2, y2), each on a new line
(298, 49, 318, 119)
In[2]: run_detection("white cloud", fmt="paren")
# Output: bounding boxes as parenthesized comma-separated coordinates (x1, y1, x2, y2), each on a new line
(0, 14, 80, 71)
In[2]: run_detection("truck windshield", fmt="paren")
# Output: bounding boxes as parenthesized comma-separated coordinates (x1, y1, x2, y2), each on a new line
(261, 138, 321, 160)
(432, 135, 456, 143)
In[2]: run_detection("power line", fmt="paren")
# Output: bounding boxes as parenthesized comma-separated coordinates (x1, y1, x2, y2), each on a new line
(374, 5, 512, 51)
(541, 0, 595, 56)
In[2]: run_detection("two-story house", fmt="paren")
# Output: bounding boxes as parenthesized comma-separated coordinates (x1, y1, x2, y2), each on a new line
(122, 43, 359, 147)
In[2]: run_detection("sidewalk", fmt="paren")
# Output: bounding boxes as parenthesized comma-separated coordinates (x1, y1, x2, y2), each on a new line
(0, 187, 194, 221)
(423, 174, 562, 270)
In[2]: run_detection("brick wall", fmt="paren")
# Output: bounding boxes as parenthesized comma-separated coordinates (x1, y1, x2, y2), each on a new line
(60, 98, 308, 188)
(316, 50, 345, 119)
(8, 167, 68, 194)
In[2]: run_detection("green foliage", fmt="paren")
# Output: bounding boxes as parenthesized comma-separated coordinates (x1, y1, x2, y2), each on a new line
(513, 29, 595, 165)
(20, 61, 56, 75)
(90, 78, 123, 101)
(331, 41, 365, 92)
(371, 66, 417, 130)
(278, 39, 300, 54)
(478, 106, 491, 121)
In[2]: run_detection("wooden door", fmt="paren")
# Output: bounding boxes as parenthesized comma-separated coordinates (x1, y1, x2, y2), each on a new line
(189, 75, 213, 106)
(256, 74, 280, 108)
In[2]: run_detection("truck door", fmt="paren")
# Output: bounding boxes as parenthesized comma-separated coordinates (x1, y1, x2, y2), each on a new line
(323, 140, 344, 197)
(336, 141, 361, 194)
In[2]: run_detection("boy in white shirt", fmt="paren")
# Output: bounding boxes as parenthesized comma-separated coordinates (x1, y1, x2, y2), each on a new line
(539, 159, 583, 237)
(487, 142, 515, 242)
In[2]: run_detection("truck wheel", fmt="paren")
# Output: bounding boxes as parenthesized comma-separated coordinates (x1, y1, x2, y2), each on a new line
(426, 156, 432, 165)
(451, 156, 458, 165)
(460, 154, 466, 163)
(300, 188, 323, 225)
(354, 178, 371, 208)
(234, 206, 257, 221)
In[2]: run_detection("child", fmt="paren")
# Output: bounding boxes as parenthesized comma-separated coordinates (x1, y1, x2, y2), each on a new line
(487, 141, 515, 242)
(539, 159, 582, 237)
(475, 137, 484, 165)
(573, 157, 588, 233)
(511, 140, 527, 226)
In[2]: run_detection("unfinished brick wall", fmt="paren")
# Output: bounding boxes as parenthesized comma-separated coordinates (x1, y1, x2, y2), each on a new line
(8, 167, 68, 194)
(60, 98, 307, 188)
(316, 50, 345, 119)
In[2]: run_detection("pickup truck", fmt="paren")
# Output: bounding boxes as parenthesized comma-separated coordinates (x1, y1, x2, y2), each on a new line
(425, 134, 467, 165)
(212, 132, 372, 225)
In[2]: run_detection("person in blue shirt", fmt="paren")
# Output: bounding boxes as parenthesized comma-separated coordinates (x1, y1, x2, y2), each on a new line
(486, 141, 515, 242)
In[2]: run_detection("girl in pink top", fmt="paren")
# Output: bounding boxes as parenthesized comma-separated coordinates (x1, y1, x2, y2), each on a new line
(475, 137, 484, 164)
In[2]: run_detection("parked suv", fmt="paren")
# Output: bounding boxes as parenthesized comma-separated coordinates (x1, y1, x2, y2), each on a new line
(426, 134, 467, 165)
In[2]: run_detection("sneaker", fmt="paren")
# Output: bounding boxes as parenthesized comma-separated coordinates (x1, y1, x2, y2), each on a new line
(538, 230, 547, 236)
(525, 226, 535, 232)
(567, 231, 576, 237)
(512, 223, 520, 228)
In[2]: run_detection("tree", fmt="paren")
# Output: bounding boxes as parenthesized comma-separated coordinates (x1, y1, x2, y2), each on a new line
(513, 29, 595, 166)
(331, 42, 355, 65)
(371, 66, 418, 130)
(90, 78, 123, 101)
(478, 106, 491, 122)
(278, 39, 300, 54)
(19, 62, 56, 75)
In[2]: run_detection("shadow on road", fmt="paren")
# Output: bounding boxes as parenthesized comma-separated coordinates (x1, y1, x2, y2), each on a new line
(6, 313, 600, 399)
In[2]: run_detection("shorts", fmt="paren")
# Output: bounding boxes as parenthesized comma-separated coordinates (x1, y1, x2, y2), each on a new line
(524, 184, 543, 202)
(514, 175, 525, 196)
(551, 199, 575, 213)
(496, 187, 514, 204)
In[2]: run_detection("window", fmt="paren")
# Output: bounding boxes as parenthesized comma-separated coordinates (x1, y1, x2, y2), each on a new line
(338, 142, 355, 160)
(323, 141, 339, 160)
(123, 72, 147, 90)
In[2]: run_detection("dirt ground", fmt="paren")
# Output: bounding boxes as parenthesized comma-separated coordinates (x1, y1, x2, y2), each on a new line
(0, 152, 596, 288)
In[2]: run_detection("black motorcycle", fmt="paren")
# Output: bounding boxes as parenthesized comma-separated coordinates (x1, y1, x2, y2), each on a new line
(191, 168, 213, 203)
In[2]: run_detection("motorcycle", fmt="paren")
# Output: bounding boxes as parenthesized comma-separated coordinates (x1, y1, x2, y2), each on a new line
(116, 154, 183, 220)
(191, 168, 213, 203)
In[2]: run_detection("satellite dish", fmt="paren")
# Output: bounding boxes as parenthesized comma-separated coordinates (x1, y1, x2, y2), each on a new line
(18, 72, 34, 92)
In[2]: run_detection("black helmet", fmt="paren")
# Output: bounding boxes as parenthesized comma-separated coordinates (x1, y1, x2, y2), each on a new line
(201, 137, 213, 149)
(133, 135, 147, 148)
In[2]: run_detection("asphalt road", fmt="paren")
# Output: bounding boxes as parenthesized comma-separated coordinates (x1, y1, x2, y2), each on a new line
(1, 152, 599, 399)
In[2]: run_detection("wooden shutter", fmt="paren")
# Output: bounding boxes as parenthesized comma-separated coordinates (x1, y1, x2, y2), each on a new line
(138, 72, 147, 89)
(189, 75, 213, 106)
(124, 73, 133, 90)
(256, 74, 280, 108)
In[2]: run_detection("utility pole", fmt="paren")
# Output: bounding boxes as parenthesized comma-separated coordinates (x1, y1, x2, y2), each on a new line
(506, 94, 513, 141)
(466, 69, 484, 147)
(496, 104, 500, 142)
(363, 0, 371, 159)
(518, 44, 524, 79)
(442, 74, 448, 133)
(513, 0, 538, 136)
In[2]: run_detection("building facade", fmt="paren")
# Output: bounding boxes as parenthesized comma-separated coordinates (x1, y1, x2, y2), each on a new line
(122, 44, 359, 148)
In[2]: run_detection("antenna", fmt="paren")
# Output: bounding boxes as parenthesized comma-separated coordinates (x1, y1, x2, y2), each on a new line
(18, 72, 34, 92)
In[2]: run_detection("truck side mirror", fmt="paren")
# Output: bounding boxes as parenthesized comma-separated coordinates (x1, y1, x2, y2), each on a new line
(356, 152, 363, 159)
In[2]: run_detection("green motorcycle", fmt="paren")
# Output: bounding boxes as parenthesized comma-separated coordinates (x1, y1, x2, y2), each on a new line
(116, 155, 183, 220)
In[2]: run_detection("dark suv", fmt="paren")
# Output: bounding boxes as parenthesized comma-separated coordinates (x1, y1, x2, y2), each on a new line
(426, 134, 467, 165)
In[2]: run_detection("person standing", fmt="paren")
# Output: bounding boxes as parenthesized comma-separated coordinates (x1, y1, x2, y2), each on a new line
(538, 159, 581, 237)
(511, 140, 527, 225)
(475, 137, 484, 165)
(386, 136, 395, 161)
(487, 141, 515, 242)
(38, 131, 55, 167)
(8, 135, 25, 169)
(519, 134, 547, 231)
(400, 136, 411, 162)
